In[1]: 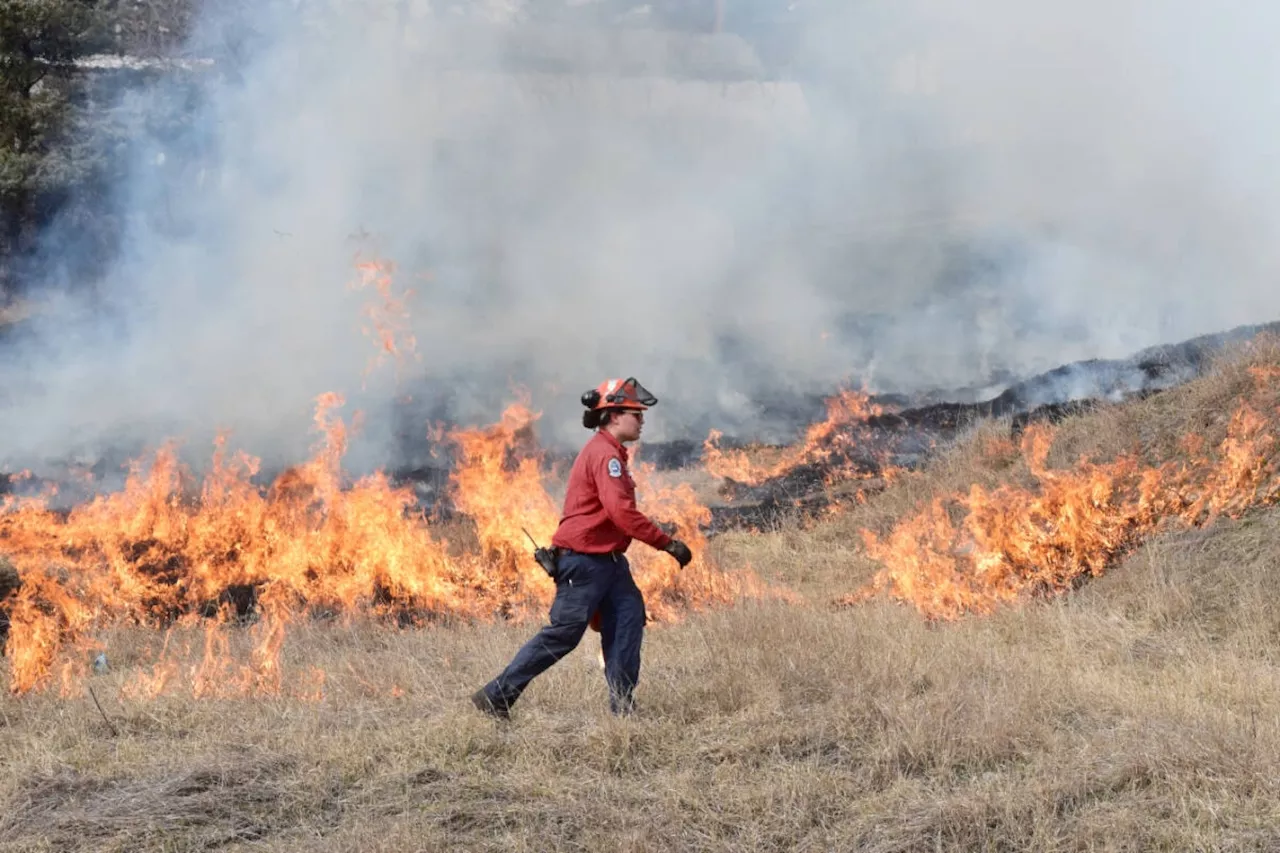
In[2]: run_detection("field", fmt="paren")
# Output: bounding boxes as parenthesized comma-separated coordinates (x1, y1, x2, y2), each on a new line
(5, 341, 1280, 851)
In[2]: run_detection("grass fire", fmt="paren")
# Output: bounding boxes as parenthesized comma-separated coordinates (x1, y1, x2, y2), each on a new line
(11, 2, 1280, 847)
(7, 282, 1280, 847)
(0, 388, 767, 698)
(848, 361, 1280, 619)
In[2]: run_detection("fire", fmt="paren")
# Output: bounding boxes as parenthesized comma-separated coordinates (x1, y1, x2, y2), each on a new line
(0, 253, 775, 697)
(629, 452, 774, 615)
(702, 389, 886, 486)
(0, 395, 767, 696)
(444, 403, 770, 622)
(847, 366, 1280, 619)
(350, 256, 419, 380)
(445, 400, 561, 618)
(2, 396, 441, 696)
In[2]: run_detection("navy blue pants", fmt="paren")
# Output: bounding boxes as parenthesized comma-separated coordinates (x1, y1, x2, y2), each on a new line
(481, 550, 647, 715)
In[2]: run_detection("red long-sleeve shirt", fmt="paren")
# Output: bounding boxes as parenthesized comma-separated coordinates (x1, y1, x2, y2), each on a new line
(551, 430, 673, 554)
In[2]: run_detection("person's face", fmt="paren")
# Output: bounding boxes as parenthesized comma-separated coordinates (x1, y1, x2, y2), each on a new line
(610, 408, 644, 442)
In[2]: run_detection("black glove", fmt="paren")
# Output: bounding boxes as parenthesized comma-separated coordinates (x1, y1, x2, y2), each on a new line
(664, 539, 693, 568)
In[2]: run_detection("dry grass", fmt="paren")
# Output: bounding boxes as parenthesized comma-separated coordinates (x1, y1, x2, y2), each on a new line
(7, 343, 1280, 851)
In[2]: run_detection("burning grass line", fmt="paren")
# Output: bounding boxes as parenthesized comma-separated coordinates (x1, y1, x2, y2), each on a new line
(0, 397, 773, 698)
(702, 389, 892, 488)
(844, 352, 1280, 619)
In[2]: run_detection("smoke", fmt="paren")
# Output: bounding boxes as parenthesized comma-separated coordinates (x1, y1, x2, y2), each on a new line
(4, 0, 1280, 474)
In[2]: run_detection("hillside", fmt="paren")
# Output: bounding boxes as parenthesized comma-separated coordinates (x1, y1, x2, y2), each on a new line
(4, 338, 1280, 850)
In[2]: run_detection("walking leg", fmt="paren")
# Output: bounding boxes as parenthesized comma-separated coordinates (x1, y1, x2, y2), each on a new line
(600, 562, 646, 715)
(476, 554, 610, 716)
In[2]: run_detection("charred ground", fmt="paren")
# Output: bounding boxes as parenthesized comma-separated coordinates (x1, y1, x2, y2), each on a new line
(696, 319, 1280, 530)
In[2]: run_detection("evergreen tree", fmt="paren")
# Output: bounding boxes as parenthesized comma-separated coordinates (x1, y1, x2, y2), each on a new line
(0, 1, 112, 298)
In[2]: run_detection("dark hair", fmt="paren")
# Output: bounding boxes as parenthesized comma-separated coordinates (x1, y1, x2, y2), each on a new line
(582, 408, 617, 430)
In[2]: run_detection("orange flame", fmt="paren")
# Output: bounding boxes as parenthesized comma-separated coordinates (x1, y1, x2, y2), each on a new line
(0, 396, 769, 696)
(629, 452, 776, 616)
(350, 257, 418, 381)
(0, 251, 776, 697)
(702, 389, 886, 486)
(847, 369, 1280, 619)
(446, 400, 561, 621)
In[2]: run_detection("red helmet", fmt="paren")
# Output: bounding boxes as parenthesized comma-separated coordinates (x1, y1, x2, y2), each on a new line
(581, 377, 658, 412)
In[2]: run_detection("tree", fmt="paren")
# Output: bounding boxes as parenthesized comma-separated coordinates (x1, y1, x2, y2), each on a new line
(0, 1, 113, 298)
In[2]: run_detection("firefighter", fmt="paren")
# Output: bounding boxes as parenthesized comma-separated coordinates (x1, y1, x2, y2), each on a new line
(471, 377, 693, 718)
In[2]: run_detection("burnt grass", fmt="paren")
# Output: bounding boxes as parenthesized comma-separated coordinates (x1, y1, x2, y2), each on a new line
(702, 395, 1110, 532)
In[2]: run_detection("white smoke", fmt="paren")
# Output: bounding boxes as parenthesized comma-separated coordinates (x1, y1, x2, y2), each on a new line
(4, 0, 1280, 474)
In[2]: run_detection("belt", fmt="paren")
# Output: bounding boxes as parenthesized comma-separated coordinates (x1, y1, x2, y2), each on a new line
(558, 548, 625, 562)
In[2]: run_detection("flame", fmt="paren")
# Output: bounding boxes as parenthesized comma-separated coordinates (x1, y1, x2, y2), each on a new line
(350, 256, 419, 381)
(702, 389, 886, 486)
(847, 368, 1280, 619)
(446, 401, 561, 620)
(0, 251, 776, 697)
(629, 452, 777, 616)
(0, 397, 768, 696)
(443, 404, 770, 623)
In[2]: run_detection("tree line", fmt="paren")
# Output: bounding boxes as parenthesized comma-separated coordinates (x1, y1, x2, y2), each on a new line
(0, 0, 201, 301)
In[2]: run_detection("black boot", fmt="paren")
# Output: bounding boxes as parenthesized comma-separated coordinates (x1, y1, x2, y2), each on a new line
(471, 689, 511, 720)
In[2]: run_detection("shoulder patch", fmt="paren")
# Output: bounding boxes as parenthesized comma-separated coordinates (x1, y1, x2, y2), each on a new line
(607, 457, 623, 478)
